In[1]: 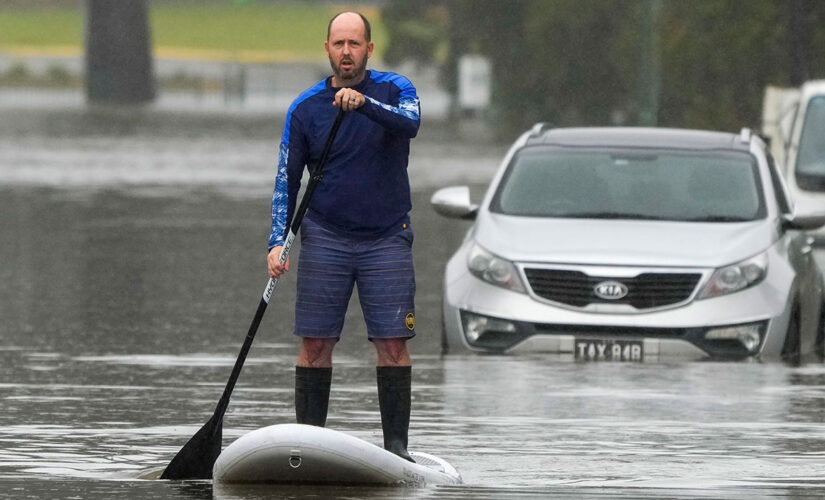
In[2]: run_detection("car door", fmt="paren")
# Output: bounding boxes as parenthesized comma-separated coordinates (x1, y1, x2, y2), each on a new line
(767, 150, 823, 352)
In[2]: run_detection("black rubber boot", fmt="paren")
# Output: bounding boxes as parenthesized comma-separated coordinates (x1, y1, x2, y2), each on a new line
(295, 366, 332, 427)
(377, 366, 415, 462)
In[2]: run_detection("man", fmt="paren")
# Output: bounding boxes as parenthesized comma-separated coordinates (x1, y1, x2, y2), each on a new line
(266, 11, 420, 462)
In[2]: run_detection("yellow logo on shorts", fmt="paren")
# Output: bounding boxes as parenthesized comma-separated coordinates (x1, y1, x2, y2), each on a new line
(405, 313, 415, 331)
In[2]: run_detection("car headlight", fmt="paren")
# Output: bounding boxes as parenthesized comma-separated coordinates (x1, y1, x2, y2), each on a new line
(697, 252, 768, 299)
(467, 243, 526, 293)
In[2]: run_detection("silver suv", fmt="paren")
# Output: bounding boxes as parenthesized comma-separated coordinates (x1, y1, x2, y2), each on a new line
(432, 126, 825, 362)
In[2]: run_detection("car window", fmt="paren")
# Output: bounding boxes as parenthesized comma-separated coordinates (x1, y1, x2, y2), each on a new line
(490, 147, 766, 222)
(796, 95, 825, 190)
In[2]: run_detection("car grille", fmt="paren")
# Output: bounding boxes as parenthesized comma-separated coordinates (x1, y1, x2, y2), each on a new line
(523, 268, 702, 309)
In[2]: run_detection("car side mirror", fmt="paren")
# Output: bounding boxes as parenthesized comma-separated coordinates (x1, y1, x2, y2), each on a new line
(782, 211, 825, 231)
(430, 186, 478, 220)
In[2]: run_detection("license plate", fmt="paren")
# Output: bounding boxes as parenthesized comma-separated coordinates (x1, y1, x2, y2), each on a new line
(574, 338, 644, 362)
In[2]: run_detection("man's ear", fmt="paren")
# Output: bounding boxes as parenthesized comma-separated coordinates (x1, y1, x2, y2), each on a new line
(367, 41, 374, 59)
(324, 41, 330, 57)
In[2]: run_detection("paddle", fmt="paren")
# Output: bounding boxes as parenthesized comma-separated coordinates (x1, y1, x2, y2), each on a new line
(161, 107, 346, 480)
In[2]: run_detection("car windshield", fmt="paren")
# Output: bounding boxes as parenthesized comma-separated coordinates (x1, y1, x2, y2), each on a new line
(796, 95, 825, 189)
(491, 147, 765, 222)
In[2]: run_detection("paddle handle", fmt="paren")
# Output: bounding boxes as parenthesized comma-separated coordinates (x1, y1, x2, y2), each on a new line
(262, 228, 294, 303)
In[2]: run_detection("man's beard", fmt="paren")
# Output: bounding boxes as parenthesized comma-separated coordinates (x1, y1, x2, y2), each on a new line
(330, 53, 368, 85)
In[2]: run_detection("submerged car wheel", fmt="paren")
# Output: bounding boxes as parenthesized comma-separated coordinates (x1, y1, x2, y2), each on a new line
(440, 313, 449, 355)
(816, 302, 825, 359)
(781, 302, 802, 364)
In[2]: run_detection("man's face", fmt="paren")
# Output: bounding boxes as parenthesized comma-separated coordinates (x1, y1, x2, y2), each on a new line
(326, 13, 373, 86)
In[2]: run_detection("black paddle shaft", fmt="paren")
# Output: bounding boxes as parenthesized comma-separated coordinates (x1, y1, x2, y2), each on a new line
(161, 107, 345, 480)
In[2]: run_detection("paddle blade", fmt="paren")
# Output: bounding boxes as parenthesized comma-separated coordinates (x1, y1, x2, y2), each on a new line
(160, 415, 222, 480)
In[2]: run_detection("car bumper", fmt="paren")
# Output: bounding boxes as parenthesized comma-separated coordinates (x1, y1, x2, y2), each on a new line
(511, 336, 710, 361)
(443, 253, 796, 360)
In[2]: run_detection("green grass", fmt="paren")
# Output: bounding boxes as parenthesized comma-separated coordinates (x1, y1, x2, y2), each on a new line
(0, 2, 387, 62)
(0, 8, 82, 48)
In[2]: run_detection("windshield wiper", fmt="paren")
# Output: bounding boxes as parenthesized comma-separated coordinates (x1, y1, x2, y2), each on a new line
(683, 215, 752, 222)
(559, 212, 670, 220)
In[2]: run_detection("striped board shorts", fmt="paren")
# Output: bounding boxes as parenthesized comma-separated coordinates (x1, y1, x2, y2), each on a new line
(294, 216, 416, 340)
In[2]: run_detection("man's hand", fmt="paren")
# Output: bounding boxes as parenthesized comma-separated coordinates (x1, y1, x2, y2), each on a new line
(267, 246, 290, 278)
(334, 88, 364, 111)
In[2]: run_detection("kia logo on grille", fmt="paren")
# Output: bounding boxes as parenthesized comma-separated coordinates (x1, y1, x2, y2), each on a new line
(594, 280, 628, 300)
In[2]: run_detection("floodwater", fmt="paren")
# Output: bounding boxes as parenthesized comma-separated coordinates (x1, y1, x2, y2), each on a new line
(3, 107, 825, 500)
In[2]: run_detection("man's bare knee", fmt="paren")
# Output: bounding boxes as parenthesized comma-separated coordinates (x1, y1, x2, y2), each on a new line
(298, 338, 336, 367)
(374, 338, 410, 366)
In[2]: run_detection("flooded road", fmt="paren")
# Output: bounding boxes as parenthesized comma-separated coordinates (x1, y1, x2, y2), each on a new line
(2, 107, 825, 499)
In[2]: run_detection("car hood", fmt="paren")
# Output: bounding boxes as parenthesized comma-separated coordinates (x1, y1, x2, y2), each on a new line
(474, 214, 776, 268)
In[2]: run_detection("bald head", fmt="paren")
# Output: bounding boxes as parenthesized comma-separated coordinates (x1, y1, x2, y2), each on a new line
(327, 11, 371, 42)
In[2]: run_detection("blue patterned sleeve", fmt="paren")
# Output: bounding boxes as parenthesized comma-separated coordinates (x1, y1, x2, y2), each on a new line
(268, 141, 289, 249)
(358, 73, 420, 138)
(268, 110, 306, 249)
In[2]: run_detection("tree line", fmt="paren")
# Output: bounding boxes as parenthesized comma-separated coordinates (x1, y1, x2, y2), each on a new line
(383, 0, 825, 138)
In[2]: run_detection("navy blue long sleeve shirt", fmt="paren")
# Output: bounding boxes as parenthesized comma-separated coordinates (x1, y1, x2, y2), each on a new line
(268, 70, 420, 249)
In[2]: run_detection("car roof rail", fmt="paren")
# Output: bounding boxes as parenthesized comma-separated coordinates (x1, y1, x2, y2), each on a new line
(528, 122, 552, 138)
(739, 127, 752, 144)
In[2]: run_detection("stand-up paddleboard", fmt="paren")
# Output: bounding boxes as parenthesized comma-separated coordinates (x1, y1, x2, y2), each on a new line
(213, 424, 462, 486)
